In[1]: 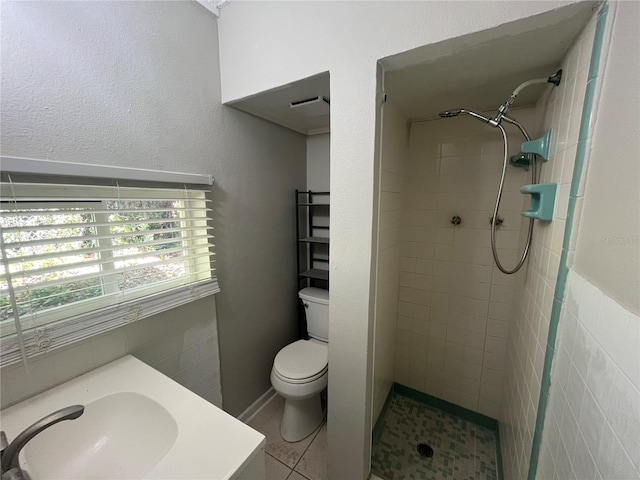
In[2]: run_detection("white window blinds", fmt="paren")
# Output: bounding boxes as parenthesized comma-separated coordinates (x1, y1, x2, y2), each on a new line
(0, 179, 218, 367)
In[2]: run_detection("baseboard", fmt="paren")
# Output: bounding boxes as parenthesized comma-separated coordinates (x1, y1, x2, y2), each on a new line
(237, 387, 277, 424)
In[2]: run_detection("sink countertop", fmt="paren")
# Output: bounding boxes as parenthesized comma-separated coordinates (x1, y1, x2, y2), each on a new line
(0, 355, 265, 479)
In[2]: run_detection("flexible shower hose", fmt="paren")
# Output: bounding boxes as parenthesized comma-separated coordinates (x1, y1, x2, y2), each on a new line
(491, 123, 537, 274)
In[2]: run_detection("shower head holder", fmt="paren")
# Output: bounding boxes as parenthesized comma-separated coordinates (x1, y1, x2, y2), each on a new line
(521, 130, 552, 161)
(547, 69, 563, 86)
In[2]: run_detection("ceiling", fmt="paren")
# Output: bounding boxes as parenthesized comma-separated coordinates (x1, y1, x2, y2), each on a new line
(224, 1, 597, 134)
(228, 73, 330, 136)
(195, 0, 228, 18)
(384, 2, 597, 121)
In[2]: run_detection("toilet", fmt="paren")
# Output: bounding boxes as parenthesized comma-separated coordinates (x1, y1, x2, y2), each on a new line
(270, 287, 328, 442)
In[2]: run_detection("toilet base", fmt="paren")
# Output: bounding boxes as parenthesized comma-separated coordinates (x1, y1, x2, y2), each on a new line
(280, 394, 323, 442)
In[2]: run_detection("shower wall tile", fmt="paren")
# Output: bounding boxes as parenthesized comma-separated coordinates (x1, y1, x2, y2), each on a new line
(373, 101, 408, 424)
(500, 13, 598, 480)
(394, 108, 537, 417)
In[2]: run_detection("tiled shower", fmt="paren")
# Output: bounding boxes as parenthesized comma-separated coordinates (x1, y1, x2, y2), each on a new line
(501, 13, 597, 478)
(393, 109, 537, 419)
(372, 6, 609, 479)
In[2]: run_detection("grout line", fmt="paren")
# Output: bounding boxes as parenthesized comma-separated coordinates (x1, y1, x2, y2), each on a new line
(287, 470, 312, 480)
(291, 418, 326, 474)
(266, 452, 294, 478)
(266, 451, 291, 468)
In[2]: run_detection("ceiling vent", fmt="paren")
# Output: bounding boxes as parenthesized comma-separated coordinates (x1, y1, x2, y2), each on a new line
(290, 96, 330, 117)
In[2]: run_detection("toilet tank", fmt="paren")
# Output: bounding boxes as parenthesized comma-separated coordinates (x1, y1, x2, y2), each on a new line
(299, 287, 329, 342)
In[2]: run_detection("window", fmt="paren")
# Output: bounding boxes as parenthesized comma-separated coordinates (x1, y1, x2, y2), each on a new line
(0, 178, 218, 366)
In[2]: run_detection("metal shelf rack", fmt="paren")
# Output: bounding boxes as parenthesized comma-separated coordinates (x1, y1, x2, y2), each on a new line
(296, 190, 329, 289)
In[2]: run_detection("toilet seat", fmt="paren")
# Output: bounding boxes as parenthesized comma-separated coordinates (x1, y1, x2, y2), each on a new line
(273, 365, 328, 384)
(273, 339, 327, 383)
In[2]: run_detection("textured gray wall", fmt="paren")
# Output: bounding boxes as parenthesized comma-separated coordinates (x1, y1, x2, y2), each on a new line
(0, 1, 306, 416)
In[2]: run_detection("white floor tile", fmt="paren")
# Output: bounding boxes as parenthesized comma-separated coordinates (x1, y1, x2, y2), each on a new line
(295, 422, 327, 480)
(248, 395, 321, 468)
(265, 454, 292, 480)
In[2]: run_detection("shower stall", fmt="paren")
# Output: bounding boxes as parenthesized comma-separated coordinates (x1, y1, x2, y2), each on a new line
(370, 5, 599, 479)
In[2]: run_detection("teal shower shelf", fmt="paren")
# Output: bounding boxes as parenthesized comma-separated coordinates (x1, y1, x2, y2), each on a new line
(520, 183, 557, 221)
(521, 130, 552, 161)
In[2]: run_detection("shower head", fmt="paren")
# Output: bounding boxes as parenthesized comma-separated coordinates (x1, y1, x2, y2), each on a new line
(440, 70, 563, 128)
(438, 108, 492, 124)
(438, 109, 463, 118)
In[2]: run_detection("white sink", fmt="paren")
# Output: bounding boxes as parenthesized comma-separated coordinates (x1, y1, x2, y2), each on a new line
(0, 356, 265, 479)
(25, 392, 178, 479)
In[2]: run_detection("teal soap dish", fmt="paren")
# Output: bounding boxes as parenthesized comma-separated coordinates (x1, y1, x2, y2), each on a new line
(521, 130, 552, 161)
(520, 183, 557, 221)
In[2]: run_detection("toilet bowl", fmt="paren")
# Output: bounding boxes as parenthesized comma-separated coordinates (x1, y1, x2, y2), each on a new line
(270, 287, 329, 442)
(270, 339, 327, 442)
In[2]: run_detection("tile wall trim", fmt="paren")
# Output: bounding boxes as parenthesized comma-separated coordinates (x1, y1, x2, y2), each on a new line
(527, 3, 612, 478)
(393, 382, 498, 431)
(495, 427, 504, 480)
(372, 386, 395, 445)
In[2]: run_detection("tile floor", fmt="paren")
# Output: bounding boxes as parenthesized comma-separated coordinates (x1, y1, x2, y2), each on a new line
(371, 393, 498, 480)
(249, 392, 493, 480)
(248, 394, 327, 480)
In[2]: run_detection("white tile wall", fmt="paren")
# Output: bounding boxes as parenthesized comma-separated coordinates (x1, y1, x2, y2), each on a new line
(373, 101, 407, 423)
(0, 298, 222, 409)
(538, 270, 640, 479)
(500, 13, 597, 480)
(393, 108, 539, 417)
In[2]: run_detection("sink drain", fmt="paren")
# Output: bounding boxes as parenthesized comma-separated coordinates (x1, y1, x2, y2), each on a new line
(417, 443, 434, 458)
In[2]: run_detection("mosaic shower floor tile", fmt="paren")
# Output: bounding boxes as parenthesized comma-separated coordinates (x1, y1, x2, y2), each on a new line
(371, 393, 498, 480)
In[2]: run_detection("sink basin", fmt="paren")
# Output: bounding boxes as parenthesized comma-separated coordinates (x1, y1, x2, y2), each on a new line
(1, 355, 265, 479)
(24, 392, 178, 479)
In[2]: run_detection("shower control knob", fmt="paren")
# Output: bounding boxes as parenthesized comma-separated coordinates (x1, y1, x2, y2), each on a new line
(490, 216, 504, 226)
(451, 216, 462, 226)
